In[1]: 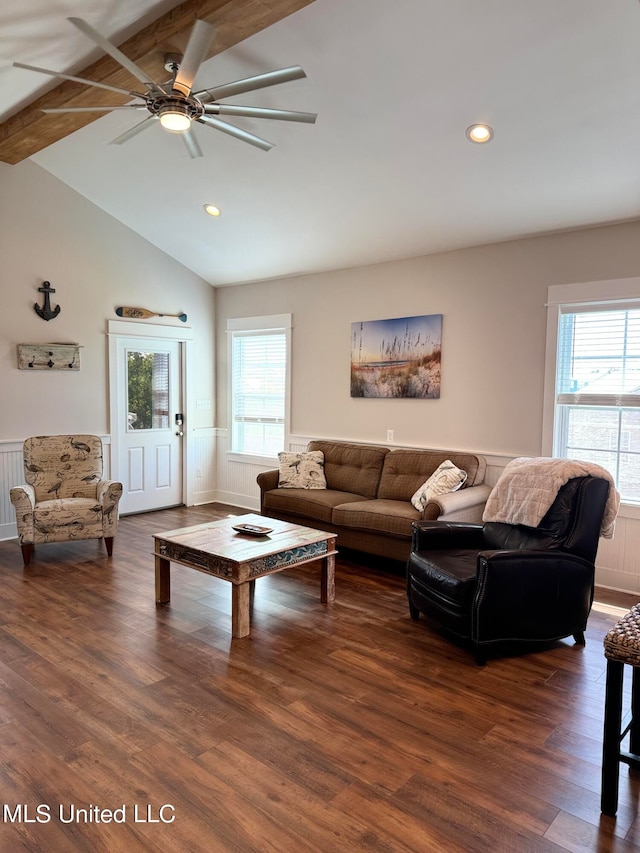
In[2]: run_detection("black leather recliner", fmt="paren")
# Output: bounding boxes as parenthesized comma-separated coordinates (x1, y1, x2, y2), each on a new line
(406, 475, 610, 664)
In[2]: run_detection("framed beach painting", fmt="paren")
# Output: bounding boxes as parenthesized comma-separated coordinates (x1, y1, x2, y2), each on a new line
(350, 314, 442, 398)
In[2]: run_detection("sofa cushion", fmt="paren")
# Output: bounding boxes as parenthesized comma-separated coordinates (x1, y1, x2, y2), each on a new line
(411, 460, 468, 511)
(377, 450, 483, 501)
(332, 499, 420, 539)
(278, 451, 327, 489)
(307, 440, 389, 499)
(263, 488, 366, 525)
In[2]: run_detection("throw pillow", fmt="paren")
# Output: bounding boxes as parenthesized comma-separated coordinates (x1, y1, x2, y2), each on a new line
(411, 460, 467, 511)
(278, 451, 327, 489)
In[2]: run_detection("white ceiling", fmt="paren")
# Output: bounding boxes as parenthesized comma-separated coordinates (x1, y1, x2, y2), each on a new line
(3, 0, 640, 287)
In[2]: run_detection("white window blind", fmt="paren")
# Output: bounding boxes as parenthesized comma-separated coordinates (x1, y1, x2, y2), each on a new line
(557, 306, 640, 407)
(231, 328, 286, 457)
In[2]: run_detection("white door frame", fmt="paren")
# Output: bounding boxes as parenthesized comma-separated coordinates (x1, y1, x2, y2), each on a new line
(107, 319, 194, 509)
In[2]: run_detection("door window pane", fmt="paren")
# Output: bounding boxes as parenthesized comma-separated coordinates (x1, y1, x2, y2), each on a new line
(126, 350, 170, 430)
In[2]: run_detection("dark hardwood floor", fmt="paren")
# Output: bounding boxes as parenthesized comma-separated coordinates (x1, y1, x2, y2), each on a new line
(0, 503, 639, 852)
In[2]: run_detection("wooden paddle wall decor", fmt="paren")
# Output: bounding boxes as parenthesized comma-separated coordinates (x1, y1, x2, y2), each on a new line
(116, 307, 187, 322)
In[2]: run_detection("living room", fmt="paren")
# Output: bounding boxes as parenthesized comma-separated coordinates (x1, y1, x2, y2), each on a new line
(2, 1, 640, 849)
(3, 3, 640, 590)
(3, 156, 640, 590)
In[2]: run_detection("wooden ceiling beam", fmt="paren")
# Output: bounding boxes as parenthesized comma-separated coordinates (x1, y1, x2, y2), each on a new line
(0, 0, 315, 165)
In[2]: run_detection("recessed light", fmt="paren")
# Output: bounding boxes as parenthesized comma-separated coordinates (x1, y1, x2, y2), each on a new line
(465, 123, 494, 144)
(203, 204, 221, 217)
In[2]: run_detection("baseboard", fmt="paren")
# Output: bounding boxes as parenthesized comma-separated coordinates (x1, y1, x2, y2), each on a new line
(191, 489, 218, 506)
(596, 567, 640, 596)
(212, 491, 259, 512)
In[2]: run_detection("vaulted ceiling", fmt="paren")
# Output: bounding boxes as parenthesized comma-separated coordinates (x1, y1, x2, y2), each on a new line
(3, 0, 640, 286)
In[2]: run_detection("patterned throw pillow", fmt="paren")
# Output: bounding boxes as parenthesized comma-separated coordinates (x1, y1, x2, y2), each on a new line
(411, 460, 467, 511)
(278, 451, 327, 489)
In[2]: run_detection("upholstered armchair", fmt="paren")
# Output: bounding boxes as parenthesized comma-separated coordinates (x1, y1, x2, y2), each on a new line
(10, 435, 123, 566)
(407, 473, 613, 664)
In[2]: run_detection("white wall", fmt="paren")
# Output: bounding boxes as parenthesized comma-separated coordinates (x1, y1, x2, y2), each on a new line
(0, 159, 215, 440)
(213, 218, 640, 592)
(215, 220, 640, 453)
(0, 159, 216, 535)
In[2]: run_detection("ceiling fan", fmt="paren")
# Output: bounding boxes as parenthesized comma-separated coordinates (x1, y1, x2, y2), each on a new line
(13, 17, 317, 158)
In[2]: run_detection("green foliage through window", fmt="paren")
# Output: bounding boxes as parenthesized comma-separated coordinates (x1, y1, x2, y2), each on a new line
(127, 352, 154, 429)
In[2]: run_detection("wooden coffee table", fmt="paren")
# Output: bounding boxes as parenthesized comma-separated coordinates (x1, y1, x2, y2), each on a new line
(153, 513, 337, 638)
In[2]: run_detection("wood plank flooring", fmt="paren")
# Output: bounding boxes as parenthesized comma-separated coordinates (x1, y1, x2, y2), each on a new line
(0, 502, 639, 852)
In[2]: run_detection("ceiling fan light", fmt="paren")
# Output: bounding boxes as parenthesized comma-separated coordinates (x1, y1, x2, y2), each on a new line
(159, 106, 191, 132)
(203, 204, 221, 217)
(465, 123, 494, 144)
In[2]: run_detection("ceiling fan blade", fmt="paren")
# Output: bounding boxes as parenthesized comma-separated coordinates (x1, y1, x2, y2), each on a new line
(13, 62, 140, 97)
(173, 19, 215, 97)
(182, 129, 203, 159)
(195, 66, 306, 103)
(204, 104, 317, 123)
(68, 17, 165, 93)
(197, 115, 273, 151)
(43, 105, 146, 114)
(109, 116, 158, 146)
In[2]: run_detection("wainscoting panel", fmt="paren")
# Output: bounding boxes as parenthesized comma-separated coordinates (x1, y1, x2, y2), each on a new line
(191, 428, 217, 506)
(3, 431, 639, 593)
(211, 433, 640, 594)
(213, 430, 262, 511)
(0, 442, 24, 540)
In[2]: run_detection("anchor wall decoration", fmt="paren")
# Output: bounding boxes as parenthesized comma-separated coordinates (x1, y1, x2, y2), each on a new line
(34, 281, 61, 321)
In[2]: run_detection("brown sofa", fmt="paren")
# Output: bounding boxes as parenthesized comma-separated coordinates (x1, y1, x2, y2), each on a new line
(257, 440, 491, 562)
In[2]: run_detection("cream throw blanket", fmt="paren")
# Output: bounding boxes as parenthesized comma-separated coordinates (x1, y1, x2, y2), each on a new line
(482, 457, 620, 538)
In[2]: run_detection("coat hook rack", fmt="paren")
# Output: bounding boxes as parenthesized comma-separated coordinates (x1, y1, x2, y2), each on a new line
(17, 343, 81, 370)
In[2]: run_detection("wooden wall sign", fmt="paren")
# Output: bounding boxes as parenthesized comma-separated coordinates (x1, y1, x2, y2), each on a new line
(17, 343, 80, 370)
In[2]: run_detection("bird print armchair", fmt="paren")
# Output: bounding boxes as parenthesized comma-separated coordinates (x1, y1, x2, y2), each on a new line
(10, 435, 123, 566)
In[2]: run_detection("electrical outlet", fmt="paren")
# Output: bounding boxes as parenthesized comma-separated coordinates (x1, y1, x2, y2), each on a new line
(387, 429, 394, 442)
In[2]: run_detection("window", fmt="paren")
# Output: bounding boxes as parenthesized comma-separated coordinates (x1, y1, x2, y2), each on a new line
(545, 279, 640, 504)
(227, 314, 291, 459)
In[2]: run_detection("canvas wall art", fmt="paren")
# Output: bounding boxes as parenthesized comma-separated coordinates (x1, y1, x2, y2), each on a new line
(351, 314, 442, 398)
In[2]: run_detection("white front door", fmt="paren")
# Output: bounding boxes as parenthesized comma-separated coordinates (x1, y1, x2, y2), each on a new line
(114, 336, 183, 514)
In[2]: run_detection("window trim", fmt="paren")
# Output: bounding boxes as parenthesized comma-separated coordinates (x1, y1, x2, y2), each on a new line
(226, 313, 292, 464)
(542, 276, 640, 507)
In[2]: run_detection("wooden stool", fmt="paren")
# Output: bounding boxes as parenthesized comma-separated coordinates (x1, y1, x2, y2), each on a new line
(601, 604, 640, 816)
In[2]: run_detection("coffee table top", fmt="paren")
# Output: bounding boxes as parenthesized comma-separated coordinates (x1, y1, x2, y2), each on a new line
(153, 513, 335, 567)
